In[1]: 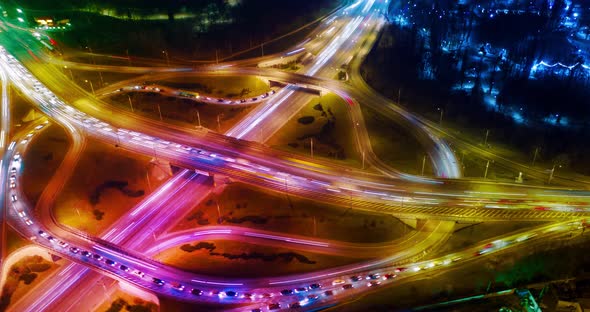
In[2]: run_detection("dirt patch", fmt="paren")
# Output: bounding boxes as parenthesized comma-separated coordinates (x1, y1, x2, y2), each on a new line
(157, 240, 362, 278)
(53, 138, 169, 235)
(0, 255, 56, 310)
(172, 183, 414, 244)
(268, 92, 360, 167)
(21, 125, 69, 206)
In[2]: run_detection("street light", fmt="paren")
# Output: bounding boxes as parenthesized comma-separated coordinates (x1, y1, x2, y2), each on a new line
(162, 50, 169, 66)
(127, 95, 134, 112)
(63, 66, 73, 80)
(437, 107, 443, 124)
(548, 164, 561, 185)
(84, 79, 95, 95)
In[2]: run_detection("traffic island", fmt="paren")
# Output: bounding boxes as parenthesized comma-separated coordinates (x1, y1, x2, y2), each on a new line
(107, 91, 254, 133)
(97, 289, 159, 312)
(0, 247, 60, 311)
(52, 138, 170, 236)
(171, 183, 414, 244)
(155, 240, 364, 278)
(267, 92, 362, 168)
(360, 105, 432, 176)
(20, 124, 69, 206)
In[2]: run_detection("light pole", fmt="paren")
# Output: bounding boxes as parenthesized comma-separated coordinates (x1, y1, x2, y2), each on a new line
(484, 129, 489, 146)
(196, 110, 201, 128)
(97, 71, 104, 87)
(63, 66, 74, 80)
(310, 138, 314, 158)
(145, 171, 152, 192)
(437, 107, 443, 125)
(548, 164, 560, 185)
(84, 79, 95, 95)
(532, 147, 539, 166)
(126, 49, 131, 65)
(162, 50, 169, 66)
(85, 46, 96, 65)
(156, 103, 163, 120)
(421, 155, 426, 176)
(127, 95, 134, 112)
(484, 160, 490, 179)
(362, 151, 365, 170)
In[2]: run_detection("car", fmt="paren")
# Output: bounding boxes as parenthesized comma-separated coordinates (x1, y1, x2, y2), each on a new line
(294, 287, 307, 293)
(252, 97, 258, 101)
(81, 251, 91, 257)
(171, 282, 184, 291)
(394, 267, 407, 273)
(350, 275, 363, 282)
(10, 181, 16, 188)
(9, 174, 16, 181)
(368, 281, 381, 287)
(132, 270, 145, 278)
(46, 236, 56, 242)
(119, 265, 130, 272)
(24, 218, 33, 226)
(210, 290, 221, 296)
(10, 167, 17, 173)
(332, 279, 345, 285)
(217, 98, 224, 102)
(280, 289, 294, 296)
(307, 294, 319, 300)
(289, 302, 301, 309)
(17, 211, 26, 218)
(58, 241, 68, 248)
(11, 194, 17, 202)
(105, 259, 116, 266)
(383, 273, 396, 280)
(13, 153, 20, 161)
(324, 290, 334, 296)
(240, 99, 247, 103)
(191, 289, 203, 296)
(152, 278, 165, 286)
(268, 303, 281, 310)
(309, 283, 321, 289)
(92, 254, 103, 261)
(367, 273, 381, 280)
(269, 90, 276, 95)
(261, 293, 272, 299)
(251, 309, 262, 312)
(242, 293, 254, 299)
(342, 284, 353, 290)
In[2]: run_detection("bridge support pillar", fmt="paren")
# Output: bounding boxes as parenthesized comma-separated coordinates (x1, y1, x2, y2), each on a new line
(399, 218, 418, 229)
(150, 158, 173, 178)
(399, 218, 435, 230)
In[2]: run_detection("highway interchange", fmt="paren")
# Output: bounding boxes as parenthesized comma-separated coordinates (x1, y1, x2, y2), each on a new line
(2, 0, 590, 311)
